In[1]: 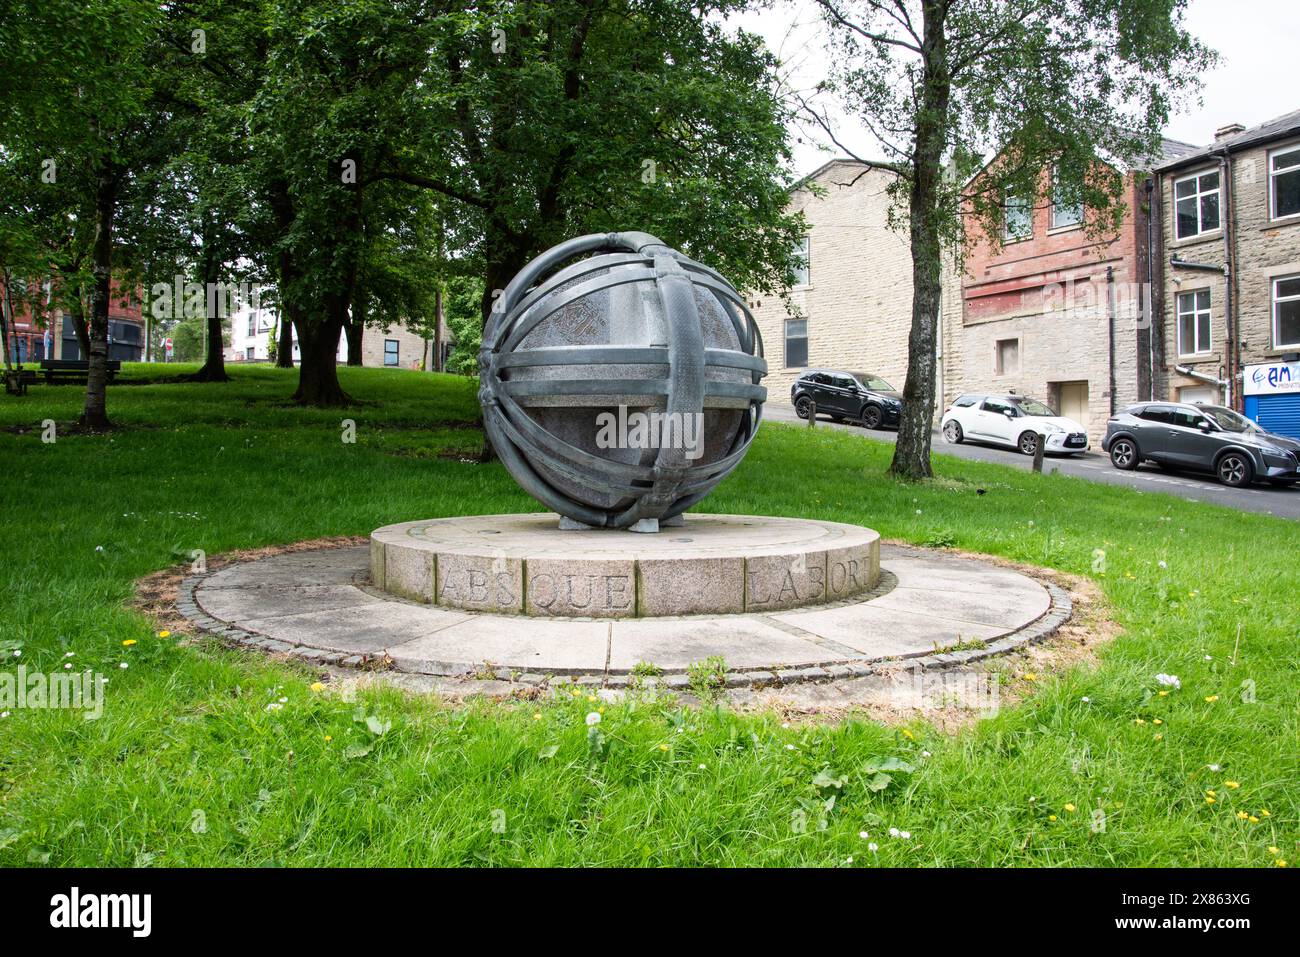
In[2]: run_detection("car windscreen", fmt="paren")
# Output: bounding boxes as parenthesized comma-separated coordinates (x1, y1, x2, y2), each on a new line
(1013, 397, 1055, 416)
(1201, 406, 1256, 433)
(853, 374, 895, 391)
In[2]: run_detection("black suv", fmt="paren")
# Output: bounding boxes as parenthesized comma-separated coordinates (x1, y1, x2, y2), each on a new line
(791, 370, 903, 430)
(1102, 402, 1300, 488)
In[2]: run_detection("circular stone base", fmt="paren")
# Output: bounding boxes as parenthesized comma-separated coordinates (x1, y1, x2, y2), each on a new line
(176, 542, 1071, 688)
(370, 513, 880, 618)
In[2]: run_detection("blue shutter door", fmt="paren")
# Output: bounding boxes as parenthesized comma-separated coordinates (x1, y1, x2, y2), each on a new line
(1254, 393, 1300, 440)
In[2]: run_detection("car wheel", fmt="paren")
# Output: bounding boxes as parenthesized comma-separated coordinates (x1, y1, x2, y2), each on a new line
(1017, 431, 1040, 456)
(860, 405, 883, 430)
(795, 395, 813, 419)
(1216, 452, 1253, 488)
(1109, 438, 1138, 470)
(942, 420, 963, 444)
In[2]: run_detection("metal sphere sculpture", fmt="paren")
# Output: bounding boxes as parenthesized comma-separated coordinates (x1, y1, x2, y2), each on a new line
(479, 231, 766, 530)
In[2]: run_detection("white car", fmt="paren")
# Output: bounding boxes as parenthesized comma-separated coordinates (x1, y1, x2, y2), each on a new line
(941, 393, 1090, 456)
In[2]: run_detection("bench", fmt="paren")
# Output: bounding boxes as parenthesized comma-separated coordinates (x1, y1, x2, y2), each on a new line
(3, 369, 38, 396)
(38, 359, 121, 384)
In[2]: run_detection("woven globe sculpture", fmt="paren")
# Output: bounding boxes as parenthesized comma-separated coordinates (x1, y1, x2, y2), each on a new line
(479, 231, 766, 530)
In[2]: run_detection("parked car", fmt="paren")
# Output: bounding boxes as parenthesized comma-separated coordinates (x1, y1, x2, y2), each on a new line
(1101, 402, 1300, 488)
(791, 370, 903, 429)
(940, 393, 1090, 455)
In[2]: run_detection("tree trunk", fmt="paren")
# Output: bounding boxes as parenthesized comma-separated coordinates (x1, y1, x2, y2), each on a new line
(433, 284, 444, 372)
(292, 296, 349, 406)
(71, 284, 90, 359)
(344, 319, 363, 366)
(80, 167, 115, 429)
(889, 4, 951, 481)
(189, 217, 230, 382)
(276, 308, 294, 367)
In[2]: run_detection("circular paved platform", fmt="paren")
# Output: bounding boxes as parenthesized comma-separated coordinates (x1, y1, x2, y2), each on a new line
(176, 539, 1071, 688)
(370, 513, 880, 617)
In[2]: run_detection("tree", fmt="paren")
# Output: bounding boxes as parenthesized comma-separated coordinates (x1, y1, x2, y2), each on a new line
(812, 0, 1213, 478)
(382, 0, 806, 327)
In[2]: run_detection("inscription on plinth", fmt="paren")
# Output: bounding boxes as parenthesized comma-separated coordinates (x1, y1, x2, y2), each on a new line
(526, 559, 636, 617)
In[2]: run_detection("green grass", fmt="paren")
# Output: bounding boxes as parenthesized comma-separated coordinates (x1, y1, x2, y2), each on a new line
(0, 364, 1295, 866)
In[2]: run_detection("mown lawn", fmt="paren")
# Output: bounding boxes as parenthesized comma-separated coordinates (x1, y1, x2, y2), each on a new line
(0, 364, 1295, 866)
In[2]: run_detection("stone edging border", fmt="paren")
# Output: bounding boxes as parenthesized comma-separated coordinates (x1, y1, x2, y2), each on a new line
(175, 553, 1073, 691)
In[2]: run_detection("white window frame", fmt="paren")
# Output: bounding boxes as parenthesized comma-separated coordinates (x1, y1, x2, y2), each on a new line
(1050, 168, 1084, 230)
(1173, 169, 1221, 240)
(791, 236, 811, 288)
(1176, 289, 1212, 357)
(1273, 274, 1300, 349)
(784, 317, 808, 368)
(1003, 193, 1032, 241)
(1269, 143, 1300, 222)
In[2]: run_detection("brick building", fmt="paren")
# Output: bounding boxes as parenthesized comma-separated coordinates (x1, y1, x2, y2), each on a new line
(746, 160, 919, 402)
(941, 141, 1196, 443)
(1154, 109, 1300, 437)
(1, 275, 145, 364)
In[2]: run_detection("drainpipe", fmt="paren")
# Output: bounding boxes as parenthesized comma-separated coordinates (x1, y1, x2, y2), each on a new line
(1144, 177, 1156, 400)
(1216, 149, 1236, 409)
(1106, 265, 1116, 415)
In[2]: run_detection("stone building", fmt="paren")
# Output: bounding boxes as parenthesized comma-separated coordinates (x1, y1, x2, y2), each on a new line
(1154, 109, 1300, 436)
(746, 159, 918, 403)
(226, 303, 441, 370)
(941, 141, 1196, 443)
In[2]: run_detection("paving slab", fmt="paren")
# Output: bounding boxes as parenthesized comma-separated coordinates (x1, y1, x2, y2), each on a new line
(773, 602, 1007, 658)
(197, 582, 379, 624)
(203, 548, 365, 589)
(239, 602, 471, 654)
(609, 616, 844, 671)
(390, 616, 610, 674)
(870, 581, 1050, 628)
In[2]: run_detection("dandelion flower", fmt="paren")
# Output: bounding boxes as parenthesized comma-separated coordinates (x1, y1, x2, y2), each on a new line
(1048, 815, 1057, 821)
(1260, 809, 1271, 818)
(1276, 860, 1288, 868)
(585, 712, 601, 726)
(1205, 797, 1216, 805)
(658, 743, 669, 752)
(1155, 674, 1180, 689)
(1236, 811, 1249, 820)
(324, 735, 332, 742)
(859, 831, 870, 840)
(868, 842, 879, 852)
(1269, 847, 1281, 855)
(1064, 804, 1076, 812)
(1206, 790, 1216, 797)
(310, 682, 324, 692)
(157, 630, 170, 638)
(1248, 816, 1259, 823)
(1224, 780, 1240, 789)
(1022, 673, 1037, 682)
(1154, 734, 1163, 741)
(122, 639, 137, 647)
(1153, 719, 1162, 725)
(1134, 718, 1146, 725)
(888, 827, 900, 837)
(1205, 695, 1218, 702)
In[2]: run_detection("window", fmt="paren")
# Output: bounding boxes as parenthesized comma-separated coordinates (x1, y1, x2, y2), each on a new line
(1140, 405, 1176, 424)
(784, 319, 807, 367)
(1171, 408, 1207, 430)
(791, 236, 810, 287)
(1274, 275, 1300, 348)
(246, 347, 256, 361)
(1174, 170, 1220, 239)
(1003, 193, 1032, 240)
(953, 395, 980, 407)
(383, 339, 399, 366)
(1176, 289, 1212, 355)
(1271, 146, 1300, 220)
(995, 338, 1020, 375)
(1050, 169, 1084, 229)
(982, 397, 1016, 416)
(247, 315, 256, 337)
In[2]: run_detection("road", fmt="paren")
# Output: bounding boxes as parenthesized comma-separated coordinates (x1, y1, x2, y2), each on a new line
(762, 401, 1300, 520)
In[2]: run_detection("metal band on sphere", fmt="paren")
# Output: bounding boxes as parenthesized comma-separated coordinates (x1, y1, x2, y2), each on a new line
(478, 231, 767, 530)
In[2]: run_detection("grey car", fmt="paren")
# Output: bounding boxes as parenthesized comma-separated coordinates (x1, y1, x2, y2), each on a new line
(1102, 402, 1300, 488)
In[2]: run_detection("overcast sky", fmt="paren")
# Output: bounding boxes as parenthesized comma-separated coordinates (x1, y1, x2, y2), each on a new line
(725, 0, 1299, 178)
